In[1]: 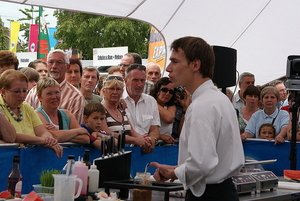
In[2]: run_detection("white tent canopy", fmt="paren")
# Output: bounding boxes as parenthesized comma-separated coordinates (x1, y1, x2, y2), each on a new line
(3, 0, 300, 86)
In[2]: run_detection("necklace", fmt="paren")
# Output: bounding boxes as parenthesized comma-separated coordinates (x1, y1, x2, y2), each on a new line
(5, 103, 23, 121)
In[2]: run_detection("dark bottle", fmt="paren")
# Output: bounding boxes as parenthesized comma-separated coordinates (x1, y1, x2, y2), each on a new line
(83, 150, 91, 169)
(7, 155, 22, 198)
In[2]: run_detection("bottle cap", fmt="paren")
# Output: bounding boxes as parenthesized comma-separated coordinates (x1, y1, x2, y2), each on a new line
(90, 161, 97, 169)
(13, 155, 20, 163)
(68, 155, 75, 160)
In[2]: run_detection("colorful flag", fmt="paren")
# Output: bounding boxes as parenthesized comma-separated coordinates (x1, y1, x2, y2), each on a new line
(9, 21, 20, 52)
(28, 24, 39, 52)
(38, 7, 50, 61)
(48, 27, 57, 50)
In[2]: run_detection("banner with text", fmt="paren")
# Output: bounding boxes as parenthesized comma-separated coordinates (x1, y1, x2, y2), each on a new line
(28, 24, 39, 52)
(9, 21, 20, 53)
(93, 46, 128, 66)
(38, 7, 50, 61)
(147, 27, 166, 71)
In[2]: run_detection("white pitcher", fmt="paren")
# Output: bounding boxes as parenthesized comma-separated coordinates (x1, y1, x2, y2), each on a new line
(53, 174, 83, 201)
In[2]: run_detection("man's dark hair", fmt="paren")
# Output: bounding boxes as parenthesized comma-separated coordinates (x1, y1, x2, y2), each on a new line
(170, 36, 215, 78)
(124, 53, 142, 64)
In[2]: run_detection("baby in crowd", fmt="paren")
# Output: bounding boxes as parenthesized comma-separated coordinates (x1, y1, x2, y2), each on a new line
(258, 123, 275, 140)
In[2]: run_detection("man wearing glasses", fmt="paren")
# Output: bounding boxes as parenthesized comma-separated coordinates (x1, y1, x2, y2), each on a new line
(123, 64, 160, 154)
(25, 49, 85, 124)
(118, 52, 154, 94)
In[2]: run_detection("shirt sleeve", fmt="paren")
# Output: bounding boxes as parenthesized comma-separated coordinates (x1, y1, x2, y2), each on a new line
(244, 112, 258, 137)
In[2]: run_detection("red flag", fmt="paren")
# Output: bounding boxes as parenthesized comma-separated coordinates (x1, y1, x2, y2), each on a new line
(28, 24, 38, 52)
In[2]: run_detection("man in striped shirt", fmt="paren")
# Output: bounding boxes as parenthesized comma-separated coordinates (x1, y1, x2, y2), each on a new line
(25, 50, 85, 124)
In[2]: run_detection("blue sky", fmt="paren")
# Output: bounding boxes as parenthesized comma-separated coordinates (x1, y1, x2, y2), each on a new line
(0, 1, 57, 28)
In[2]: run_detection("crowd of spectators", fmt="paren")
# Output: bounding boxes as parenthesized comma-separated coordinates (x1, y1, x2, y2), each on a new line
(0, 48, 297, 160)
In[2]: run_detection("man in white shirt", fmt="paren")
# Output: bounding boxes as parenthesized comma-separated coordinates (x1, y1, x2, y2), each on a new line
(150, 36, 244, 200)
(232, 72, 255, 109)
(269, 80, 288, 108)
(123, 64, 160, 154)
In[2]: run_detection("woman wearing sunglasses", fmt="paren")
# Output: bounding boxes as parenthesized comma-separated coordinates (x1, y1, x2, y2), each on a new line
(150, 77, 177, 144)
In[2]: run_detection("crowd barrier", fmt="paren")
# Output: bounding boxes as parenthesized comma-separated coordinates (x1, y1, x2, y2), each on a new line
(0, 139, 299, 194)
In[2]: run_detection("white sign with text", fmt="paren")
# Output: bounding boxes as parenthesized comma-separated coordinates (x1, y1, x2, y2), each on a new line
(93, 46, 128, 66)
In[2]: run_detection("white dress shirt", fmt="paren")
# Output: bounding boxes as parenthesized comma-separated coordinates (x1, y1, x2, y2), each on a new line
(174, 80, 244, 197)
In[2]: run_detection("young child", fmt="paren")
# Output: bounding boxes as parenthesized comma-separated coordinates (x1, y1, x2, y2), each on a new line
(81, 101, 107, 149)
(258, 123, 275, 140)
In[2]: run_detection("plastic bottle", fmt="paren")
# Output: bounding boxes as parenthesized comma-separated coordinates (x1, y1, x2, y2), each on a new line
(88, 161, 99, 193)
(83, 150, 91, 169)
(7, 155, 22, 198)
(74, 161, 88, 195)
(61, 155, 75, 175)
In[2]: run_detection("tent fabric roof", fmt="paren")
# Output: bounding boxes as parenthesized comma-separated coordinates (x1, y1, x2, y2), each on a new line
(3, 0, 300, 86)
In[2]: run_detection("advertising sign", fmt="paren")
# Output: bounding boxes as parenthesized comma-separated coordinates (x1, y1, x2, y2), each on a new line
(16, 52, 37, 68)
(147, 27, 166, 71)
(93, 46, 128, 66)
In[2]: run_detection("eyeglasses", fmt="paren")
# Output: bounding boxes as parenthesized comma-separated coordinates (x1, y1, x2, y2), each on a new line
(128, 64, 146, 71)
(106, 87, 123, 92)
(7, 89, 29, 95)
(160, 87, 175, 94)
(118, 64, 130, 68)
(47, 60, 67, 66)
(105, 75, 124, 82)
(42, 91, 61, 97)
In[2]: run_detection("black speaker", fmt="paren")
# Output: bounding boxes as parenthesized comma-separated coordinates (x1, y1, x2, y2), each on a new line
(286, 55, 300, 79)
(212, 46, 237, 88)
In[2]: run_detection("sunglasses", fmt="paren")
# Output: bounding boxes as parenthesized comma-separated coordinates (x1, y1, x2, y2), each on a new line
(105, 75, 124, 82)
(128, 64, 146, 71)
(160, 87, 175, 94)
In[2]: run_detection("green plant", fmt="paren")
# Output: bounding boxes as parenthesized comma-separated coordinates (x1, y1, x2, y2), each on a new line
(40, 169, 61, 187)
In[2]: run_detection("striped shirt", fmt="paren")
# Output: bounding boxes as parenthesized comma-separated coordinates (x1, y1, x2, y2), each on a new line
(25, 79, 85, 124)
(105, 109, 131, 135)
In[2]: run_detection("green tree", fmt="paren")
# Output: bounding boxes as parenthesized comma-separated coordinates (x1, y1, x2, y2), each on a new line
(54, 11, 151, 60)
(0, 17, 9, 50)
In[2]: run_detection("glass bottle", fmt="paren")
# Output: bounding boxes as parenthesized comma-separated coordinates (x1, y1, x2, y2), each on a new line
(83, 150, 91, 169)
(7, 155, 22, 198)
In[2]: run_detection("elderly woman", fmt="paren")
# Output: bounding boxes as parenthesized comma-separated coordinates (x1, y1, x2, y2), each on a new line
(0, 70, 62, 157)
(35, 77, 89, 144)
(100, 75, 152, 149)
(237, 85, 261, 133)
(241, 86, 289, 144)
(150, 77, 177, 144)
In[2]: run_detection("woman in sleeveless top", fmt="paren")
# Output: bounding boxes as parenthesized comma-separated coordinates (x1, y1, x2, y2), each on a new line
(35, 77, 89, 144)
(100, 75, 151, 148)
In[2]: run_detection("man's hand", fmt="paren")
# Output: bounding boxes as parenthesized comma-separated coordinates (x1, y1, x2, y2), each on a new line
(150, 162, 178, 182)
